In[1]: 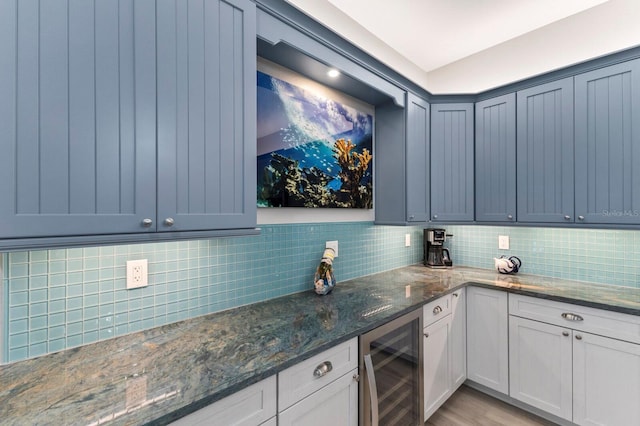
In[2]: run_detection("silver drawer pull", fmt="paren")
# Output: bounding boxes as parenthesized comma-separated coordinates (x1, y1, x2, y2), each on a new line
(562, 331, 570, 337)
(313, 361, 333, 378)
(561, 313, 584, 322)
(433, 306, 443, 315)
(575, 334, 583, 340)
(452, 293, 459, 298)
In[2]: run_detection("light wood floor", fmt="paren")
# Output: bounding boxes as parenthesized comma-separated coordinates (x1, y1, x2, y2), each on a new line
(426, 385, 557, 426)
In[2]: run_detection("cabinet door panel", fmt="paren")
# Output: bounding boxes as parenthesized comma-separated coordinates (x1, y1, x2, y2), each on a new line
(466, 287, 509, 394)
(0, 0, 157, 238)
(406, 94, 430, 222)
(517, 78, 574, 223)
(573, 332, 640, 426)
(157, 0, 256, 232)
(475, 94, 516, 222)
(450, 289, 466, 390)
(278, 370, 358, 426)
(431, 104, 474, 222)
(509, 316, 573, 421)
(575, 59, 640, 224)
(424, 316, 451, 420)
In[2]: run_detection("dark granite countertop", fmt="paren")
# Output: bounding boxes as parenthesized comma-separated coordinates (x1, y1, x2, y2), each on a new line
(1, 265, 639, 425)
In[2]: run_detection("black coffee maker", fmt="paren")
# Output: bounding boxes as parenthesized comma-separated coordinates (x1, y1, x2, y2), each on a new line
(424, 228, 452, 268)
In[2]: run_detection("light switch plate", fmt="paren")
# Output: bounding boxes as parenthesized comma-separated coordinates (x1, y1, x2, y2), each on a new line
(498, 235, 510, 250)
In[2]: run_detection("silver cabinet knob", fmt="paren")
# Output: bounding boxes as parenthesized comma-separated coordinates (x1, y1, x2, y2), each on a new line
(433, 305, 443, 315)
(352, 373, 360, 382)
(142, 218, 153, 227)
(433, 214, 438, 219)
(164, 218, 175, 227)
(562, 331, 570, 337)
(409, 215, 415, 220)
(578, 215, 585, 221)
(452, 292, 459, 298)
(575, 334, 583, 340)
(507, 214, 513, 220)
(564, 215, 571, 220)
(424, 332, 429, 338)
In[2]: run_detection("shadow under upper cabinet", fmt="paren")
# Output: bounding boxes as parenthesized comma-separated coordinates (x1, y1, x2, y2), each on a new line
(257, 39, 394, 106)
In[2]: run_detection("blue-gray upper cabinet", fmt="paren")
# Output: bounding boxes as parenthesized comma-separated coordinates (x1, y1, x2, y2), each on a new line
(430, 103, 475, 222)
(406, 93, 431, 223)
(517, 78, 574, 223)
(374, 93, 429, 224)
(0, 0, 157, 239)
(156, 0, 256, 232)
(475, 94, 516, 222)
(574, 59, 640, 224)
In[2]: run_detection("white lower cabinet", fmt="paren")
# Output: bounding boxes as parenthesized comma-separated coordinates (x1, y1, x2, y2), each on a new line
(278, 338, 358, 426)
(466, 287, 509, 394)
(573, 331, 640, 426)
(170, 375, 277, 426)
(509, 293, 640, 426)
(424, 315, 452, 420)
(509, 315, 573, 420)
(423, 288, 466, 421)
(278, 368, 358, 426)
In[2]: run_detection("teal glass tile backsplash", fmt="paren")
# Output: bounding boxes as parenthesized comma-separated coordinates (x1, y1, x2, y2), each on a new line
(1, 222, 424, 363)
(444, 225, 640, 288)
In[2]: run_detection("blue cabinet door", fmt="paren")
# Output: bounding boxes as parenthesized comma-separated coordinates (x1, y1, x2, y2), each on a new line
(430, 104, 474, 222)
(406, 93, 430, 222)
(0, 0, 157, 239)
(517, 78, 574, 223)
(575, 59, 640, 224)
(475, 94, 516, 222)
(156, 0, 256, 232)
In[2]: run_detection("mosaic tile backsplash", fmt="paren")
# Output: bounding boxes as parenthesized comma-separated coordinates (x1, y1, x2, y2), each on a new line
(2, 222, 424, 363)
(3, 223, 640, 364)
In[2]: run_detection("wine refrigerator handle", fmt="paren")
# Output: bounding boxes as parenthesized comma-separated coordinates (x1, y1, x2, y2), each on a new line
(364, 354, 379, 426)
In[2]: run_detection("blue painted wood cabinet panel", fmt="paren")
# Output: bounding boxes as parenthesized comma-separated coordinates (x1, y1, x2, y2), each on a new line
(517, 78, 574, 223)
(575, 59, 640, 224)
(475, 94, 516, 222)
(0, 0, 157, 239)
(430, 104, 474, 222)
(374, 93, 429, 225)
(157, 0, 256, 232)
(0, 0, 256, 244)
(406, 93, 431, 222)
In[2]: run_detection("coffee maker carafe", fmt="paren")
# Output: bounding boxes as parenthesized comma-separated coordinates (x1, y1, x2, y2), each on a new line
(424, 228, 452, 268)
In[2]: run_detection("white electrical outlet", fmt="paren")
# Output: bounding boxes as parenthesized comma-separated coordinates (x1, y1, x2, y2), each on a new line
(325, 240, 338, 257)
(405, 233, 411, 247)
(126, 259, 148, 289)
(498, 235, 510, 250)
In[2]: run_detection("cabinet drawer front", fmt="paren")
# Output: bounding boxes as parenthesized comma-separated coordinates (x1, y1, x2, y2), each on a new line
(509, 294, 640, 344)
(278, 338, 358, 410)
(424, 295, 451, 327)
(171, 375, 276, 426)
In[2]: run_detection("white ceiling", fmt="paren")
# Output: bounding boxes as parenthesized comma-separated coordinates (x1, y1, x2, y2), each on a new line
(284, 0, 640, 93)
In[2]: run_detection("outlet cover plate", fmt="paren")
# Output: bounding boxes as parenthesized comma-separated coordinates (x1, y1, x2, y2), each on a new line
(325, 240, 338, 257)
(126, 259, 148, 289)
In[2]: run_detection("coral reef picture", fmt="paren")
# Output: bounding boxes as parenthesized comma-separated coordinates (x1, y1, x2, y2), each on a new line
(257, 70, 374, 208)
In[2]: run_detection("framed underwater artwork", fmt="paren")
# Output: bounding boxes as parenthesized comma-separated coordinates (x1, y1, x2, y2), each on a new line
(256, 61, 374, 209)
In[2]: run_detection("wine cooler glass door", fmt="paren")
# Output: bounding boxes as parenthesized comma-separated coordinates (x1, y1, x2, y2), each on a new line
(360, 308, 424, 426)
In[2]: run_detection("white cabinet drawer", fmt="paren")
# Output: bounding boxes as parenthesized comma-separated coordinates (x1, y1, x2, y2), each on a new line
(171, 375, 276, 426)
(278, 338, 358, 410)
(509, 294, 640, 344)
(424, 294, 451, 327)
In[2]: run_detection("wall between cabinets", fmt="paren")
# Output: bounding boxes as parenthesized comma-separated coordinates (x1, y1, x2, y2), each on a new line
(445, 225, 640, 288)
(1, 222, 423, 364)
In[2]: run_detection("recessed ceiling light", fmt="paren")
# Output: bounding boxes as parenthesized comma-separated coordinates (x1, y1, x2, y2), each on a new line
(327, 69, 340, 78)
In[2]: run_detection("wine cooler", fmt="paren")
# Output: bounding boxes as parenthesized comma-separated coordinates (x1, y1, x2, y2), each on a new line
(359, 308, 424, 426)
